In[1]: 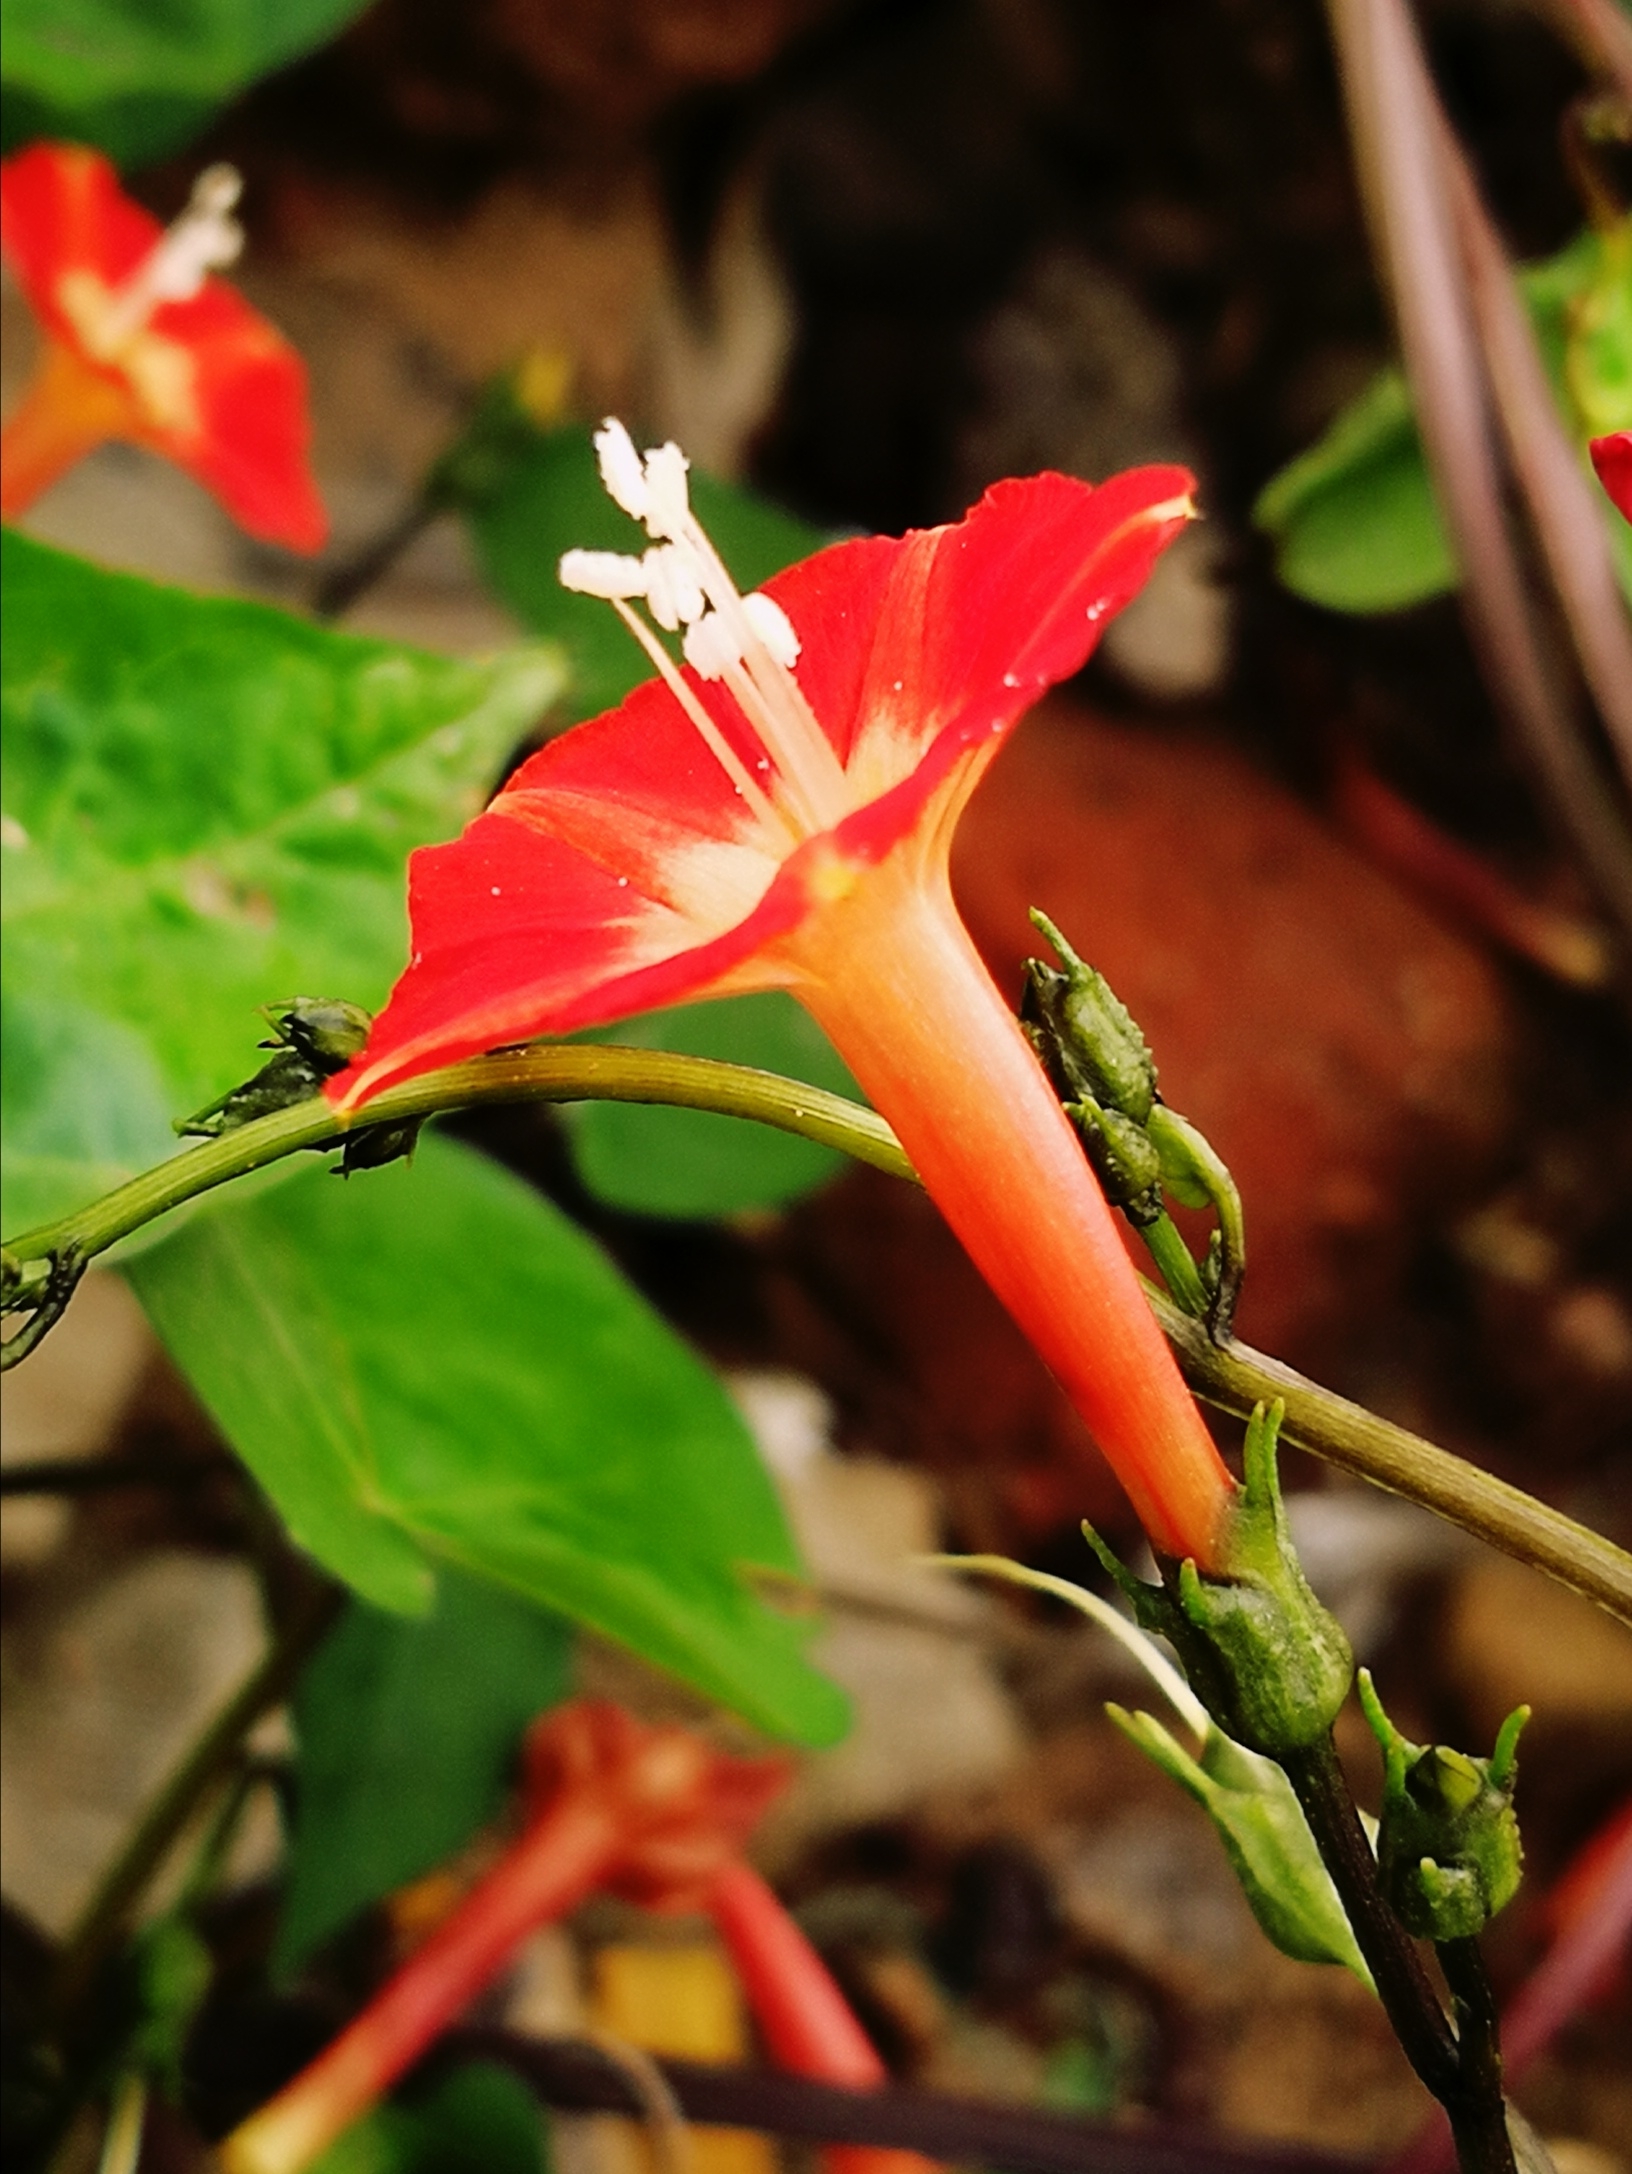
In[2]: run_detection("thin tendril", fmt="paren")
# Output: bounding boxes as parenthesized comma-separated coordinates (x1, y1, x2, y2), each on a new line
(925, 1551, 1211, 1740)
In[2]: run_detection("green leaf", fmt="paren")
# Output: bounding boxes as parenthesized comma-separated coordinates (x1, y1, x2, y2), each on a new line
(0, 530, 561, 1236)
(461, 424, 825, 717)
(567, 993, 860, 1218)
(278, 1574, 573, 1975)
(124, 1131, 847, 1744)
(1109, 1704, 1373, 1985)
(1255, 228, 1632, 613)
(1253, 370, 1457, 611)
(310, 2063, 546, 2174)
(0, 0, 376, 167)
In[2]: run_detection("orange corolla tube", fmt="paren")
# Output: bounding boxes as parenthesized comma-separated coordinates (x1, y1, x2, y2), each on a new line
(710, 1859, 938, 2174)
(332, 423, 1239, 1569)
(221, 1702, 789, 2174)
(0, 142, 325, 550)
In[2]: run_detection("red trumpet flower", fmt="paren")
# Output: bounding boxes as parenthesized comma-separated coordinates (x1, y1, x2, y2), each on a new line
(709, 1860, 938, 2174)
(333, 424, 1238, 1568)
(221, 1701, 789, 2174)
(1590, 430, 1632, 523)
(0, 142, 325, 550)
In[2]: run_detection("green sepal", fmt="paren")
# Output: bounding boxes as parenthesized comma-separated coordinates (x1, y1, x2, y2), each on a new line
(1358, 1670, 1529, 1940)
(1082, 1402, 1354, 1756)
(1109, 1703, 1373, 1985)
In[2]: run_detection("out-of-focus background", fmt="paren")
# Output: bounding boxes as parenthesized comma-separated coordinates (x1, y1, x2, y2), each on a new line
(4, 0, 1630, 2162)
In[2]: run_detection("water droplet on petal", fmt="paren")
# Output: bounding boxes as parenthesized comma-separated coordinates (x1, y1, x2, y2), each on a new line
(490, 885, 502, 896)
(1002, 672, 1019, 687)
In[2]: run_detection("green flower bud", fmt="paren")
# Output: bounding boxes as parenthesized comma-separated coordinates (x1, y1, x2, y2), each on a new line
(177, 999, 374, 1139)
(268, 996, 373, 1071)
(1022, 910, 1157, 1124)
(1358, 1670, 1529, 1941)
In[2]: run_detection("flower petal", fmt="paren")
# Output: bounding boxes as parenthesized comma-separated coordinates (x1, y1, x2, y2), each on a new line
(333, 811, 805, 1107)
(779, 466, 1193, 802)
(1590, 431, 1632, 525)
(337, 468, 1194, 1107)
(0, 143, 153, 339)
(163, 294, 328, 550)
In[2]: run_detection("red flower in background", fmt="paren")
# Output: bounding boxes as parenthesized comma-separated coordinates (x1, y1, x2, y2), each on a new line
(0, 142, 325, 550)
(335, 424, 1238, 1568)
(222, 1702, 790, 2174)
(1590, 431, 1632, 524)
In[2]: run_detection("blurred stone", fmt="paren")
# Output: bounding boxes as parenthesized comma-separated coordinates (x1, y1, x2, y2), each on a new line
(645, 175, 794, 480)
(731, 1372, 1027, 1854)
(1284, 1487, 1467, 1661)
(1546, 1286, 1632, 1384)
(1542, 2143, 1626, 2174)
(1442, 1559, 1632, 1737)
(959, 248, 1190, 489)
(506, 1922, 586, 2035)
(1048, 1804, 1261, 1985)
(1099, 522, 1233, 704)
(0, 1272, 156, 1570)
(0, 1551, 267, 1935)
(957, 248, 1230, 701)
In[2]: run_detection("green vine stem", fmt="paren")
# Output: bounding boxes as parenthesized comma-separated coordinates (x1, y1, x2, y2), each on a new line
(4, 1046, 1629, 1626)
(1148, 1294, 1632, 1627)
(48, 1581, 340, 2028)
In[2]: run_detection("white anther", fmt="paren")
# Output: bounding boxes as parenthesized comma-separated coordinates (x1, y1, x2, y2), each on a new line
(682, 610, 741, 681)
(146, 164, 244, 301)
(594, 419, 650, 521)
(743, 591, 800, 669)
(641, 442, 691, 542)
(643, 543, 705, 632)
(558, 547, 651, 600)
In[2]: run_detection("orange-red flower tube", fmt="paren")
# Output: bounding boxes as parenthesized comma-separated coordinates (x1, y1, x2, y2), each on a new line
(332, 425, 1239, 1568)
(221, 1701, 789, 2174)
(710, 1859, 938, 2174)
(0, 142, 325, 550)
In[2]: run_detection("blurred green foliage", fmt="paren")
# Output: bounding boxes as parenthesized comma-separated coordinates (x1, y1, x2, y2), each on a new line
(1255, 226, 1632, 612)
(126, 1134, 846, 1742)
(0, 531, 559, 1235)
(0, 0, 376, 166)
(278, 1575, 573, 1975)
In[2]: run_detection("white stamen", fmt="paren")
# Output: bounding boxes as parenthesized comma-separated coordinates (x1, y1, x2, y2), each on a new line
(559, 547, 650, 600)
(743, 591, 800, 669)
(609, 600, 789, 838)
(641, 442, 691, 542)
(571, 415, 853, 837)
(641, 543, 707, 632)
(151, 164, 243, 298)
(594, 419, 649, 521)
(94, 164, 244, 349)
(681, 609, 739, 680)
